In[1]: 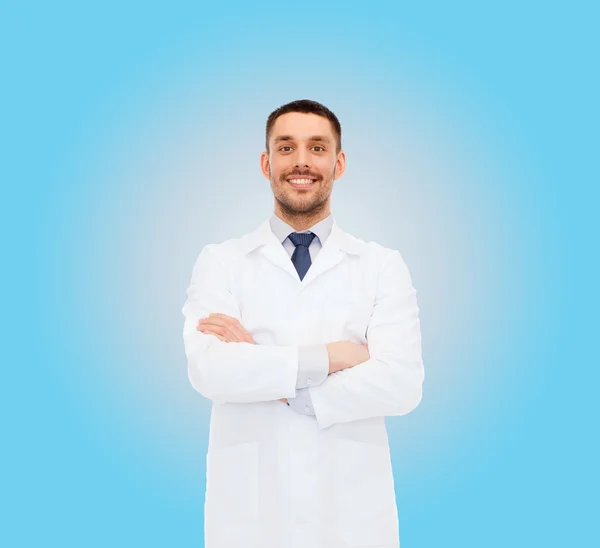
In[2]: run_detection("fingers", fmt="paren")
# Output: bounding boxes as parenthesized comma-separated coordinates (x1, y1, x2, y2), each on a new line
(219, 315, 254, 344)
(198, 320, 235, 341)
(197, 314, 255, 344)
(231, 319, 256, 344)
(199, 325, 233, 342)
(215, 314, 255, 343)
(196, 320, 226, 340)
(197, 315, 239, 342)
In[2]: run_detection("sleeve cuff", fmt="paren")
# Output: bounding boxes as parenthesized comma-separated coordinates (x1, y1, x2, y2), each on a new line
(287, 388, 316, 416)
(296, 344, 329, 389)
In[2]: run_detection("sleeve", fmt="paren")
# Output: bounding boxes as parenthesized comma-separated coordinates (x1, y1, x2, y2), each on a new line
(296, 344, 329, 388)
(308, 250, 425, 430)
(181, 245, 300, 404)
(286, 344, 328, 415)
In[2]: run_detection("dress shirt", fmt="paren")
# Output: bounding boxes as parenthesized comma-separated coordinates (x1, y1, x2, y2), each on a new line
(269, 212, 331, 416)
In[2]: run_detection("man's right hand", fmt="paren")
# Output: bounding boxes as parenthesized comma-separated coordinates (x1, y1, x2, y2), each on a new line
(326, 341, 370, 374)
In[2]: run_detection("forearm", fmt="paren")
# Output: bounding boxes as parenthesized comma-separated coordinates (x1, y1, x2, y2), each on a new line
(289, 341, 423, 426)
(184, 317, 299, 403)
(309, 352, 423, 429)
(183, 244, 304, 404)
(308, 250, 425, 430)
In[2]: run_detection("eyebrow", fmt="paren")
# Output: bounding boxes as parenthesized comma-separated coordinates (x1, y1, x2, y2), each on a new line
(273, 135, 331, 144)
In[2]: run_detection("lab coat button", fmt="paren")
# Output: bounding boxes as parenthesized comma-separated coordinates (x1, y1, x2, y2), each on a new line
(305, 406, 311, 413)
(307, 377, 312, 385)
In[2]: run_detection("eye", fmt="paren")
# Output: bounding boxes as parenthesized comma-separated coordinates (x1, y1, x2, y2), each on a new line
(279, 146, 292, 152)
(312, 146, 325, 151)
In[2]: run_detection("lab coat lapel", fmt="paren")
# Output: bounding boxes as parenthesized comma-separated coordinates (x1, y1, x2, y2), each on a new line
(261, 241, 300, 281)
(242, 216, 360, 289)
(242, 219, 298, 280)
(298, 227, 345, 286)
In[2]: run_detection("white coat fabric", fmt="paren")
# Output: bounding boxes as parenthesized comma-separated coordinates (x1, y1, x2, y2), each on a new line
(181, 215, 424, 548)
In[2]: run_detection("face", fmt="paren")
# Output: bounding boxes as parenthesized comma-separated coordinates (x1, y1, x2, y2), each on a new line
(260, 112, 346, 217)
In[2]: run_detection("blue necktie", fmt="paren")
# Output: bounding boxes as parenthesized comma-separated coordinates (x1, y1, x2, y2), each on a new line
(288, 232, 316, 281)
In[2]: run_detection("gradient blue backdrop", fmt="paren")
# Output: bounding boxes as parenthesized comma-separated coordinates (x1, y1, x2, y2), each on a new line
(3, 2, 597, 547)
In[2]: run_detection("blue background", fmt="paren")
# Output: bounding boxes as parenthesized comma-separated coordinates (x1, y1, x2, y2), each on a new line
(3, 2, 597, 546)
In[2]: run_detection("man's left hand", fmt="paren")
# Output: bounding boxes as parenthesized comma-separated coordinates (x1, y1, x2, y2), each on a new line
(197, 313, 255, 344)
(197, 313, 288, 403)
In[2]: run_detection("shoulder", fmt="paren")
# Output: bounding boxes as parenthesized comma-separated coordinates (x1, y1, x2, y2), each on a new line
(345, 230, 408, 271)
(190, 234, 248, 277)
(340, 231, 414, 295)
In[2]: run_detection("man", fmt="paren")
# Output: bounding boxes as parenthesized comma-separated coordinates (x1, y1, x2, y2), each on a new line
(181, 99, 424, 548)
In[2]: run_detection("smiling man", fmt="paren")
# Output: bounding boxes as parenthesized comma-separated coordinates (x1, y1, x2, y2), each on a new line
(263, 109, 342, 231)
(182, 99, 424, 548)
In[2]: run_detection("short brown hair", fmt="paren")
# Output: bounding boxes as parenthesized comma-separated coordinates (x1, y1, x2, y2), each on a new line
(265, 99, 342, 154)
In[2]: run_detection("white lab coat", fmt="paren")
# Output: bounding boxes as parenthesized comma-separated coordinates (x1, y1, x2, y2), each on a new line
(182, 215, 424, 548)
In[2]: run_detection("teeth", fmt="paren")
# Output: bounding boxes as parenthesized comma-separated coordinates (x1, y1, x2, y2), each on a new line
(288, 179, 314, 185)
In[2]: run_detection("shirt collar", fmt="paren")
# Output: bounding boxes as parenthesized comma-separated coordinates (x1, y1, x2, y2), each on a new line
(240, 213, 361, 256)
(269, 212, 333, 247)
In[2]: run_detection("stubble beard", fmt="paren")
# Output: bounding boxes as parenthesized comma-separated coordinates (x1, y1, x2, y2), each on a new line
(270, 167, 334, 219)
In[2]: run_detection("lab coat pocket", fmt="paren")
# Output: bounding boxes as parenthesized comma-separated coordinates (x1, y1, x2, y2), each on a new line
(205, 441, 260, 546)
(335, 438, 399, 546)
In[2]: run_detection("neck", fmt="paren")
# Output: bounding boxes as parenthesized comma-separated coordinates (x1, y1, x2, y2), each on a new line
(274, 203, 330, 232)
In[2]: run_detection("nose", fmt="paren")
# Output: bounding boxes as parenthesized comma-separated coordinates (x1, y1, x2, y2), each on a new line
(293, 148, 310, 168)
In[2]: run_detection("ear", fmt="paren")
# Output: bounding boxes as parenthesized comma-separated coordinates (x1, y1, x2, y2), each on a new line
(334, 150, 346, 180)
(260, 151, 271, 180)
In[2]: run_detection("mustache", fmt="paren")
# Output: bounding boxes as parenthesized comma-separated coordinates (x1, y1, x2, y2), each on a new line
(282, 171, 320, 180)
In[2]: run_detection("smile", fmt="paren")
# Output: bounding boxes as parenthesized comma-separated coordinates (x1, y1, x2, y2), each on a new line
(287, 178, 317, 188)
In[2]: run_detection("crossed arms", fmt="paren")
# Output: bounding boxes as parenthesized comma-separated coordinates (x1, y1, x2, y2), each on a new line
(181, 245, 424, 430)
